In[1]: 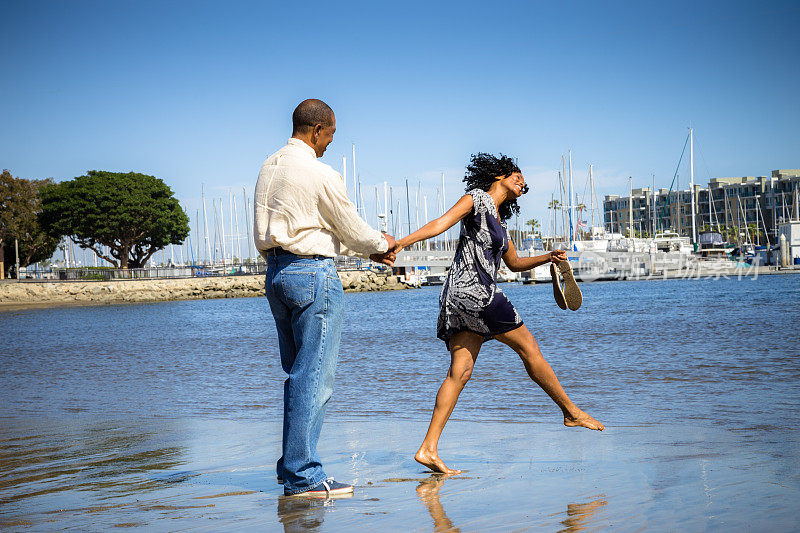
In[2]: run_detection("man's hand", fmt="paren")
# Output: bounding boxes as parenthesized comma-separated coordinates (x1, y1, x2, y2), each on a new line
(383, 233, 396, 251)
(550, 249, 568, 264)
(370, 251, 396, 266)
(370, 233, 397, 266)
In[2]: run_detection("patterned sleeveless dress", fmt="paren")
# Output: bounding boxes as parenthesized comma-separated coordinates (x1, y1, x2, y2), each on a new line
(437, 189, 524, 348)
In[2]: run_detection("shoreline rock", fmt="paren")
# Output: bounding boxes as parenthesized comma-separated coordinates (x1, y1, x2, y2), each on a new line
(0, 271, 414, 309)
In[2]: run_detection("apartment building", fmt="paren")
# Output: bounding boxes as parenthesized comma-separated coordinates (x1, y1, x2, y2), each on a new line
(603, 169, 800, 242)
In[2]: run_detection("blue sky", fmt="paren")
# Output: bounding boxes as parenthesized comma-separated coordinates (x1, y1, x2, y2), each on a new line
(2, 1, 798, 249)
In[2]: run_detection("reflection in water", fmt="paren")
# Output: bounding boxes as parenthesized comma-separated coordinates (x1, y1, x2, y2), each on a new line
(414, 473, 607, 533)
(0, 422, 185, 507)
(558, 498, 607, 533)
(277, 493, 354, 533)
(277, 496, 325, 532)
(416, 475, 460, 532)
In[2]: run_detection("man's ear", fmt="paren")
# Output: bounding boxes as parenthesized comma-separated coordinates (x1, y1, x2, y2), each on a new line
(312, 123, 323, 142)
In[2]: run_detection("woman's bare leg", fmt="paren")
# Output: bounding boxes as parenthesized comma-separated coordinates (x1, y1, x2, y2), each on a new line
(415, 331, 483, 474)
(495, 325, 604, 430)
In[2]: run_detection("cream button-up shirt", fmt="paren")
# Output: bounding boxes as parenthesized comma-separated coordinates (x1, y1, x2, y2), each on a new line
(254, 138, 389, 259)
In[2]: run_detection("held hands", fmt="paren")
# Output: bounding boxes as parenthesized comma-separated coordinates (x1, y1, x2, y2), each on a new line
(549, 249, 568, 264)
(370, 233, 398, 266)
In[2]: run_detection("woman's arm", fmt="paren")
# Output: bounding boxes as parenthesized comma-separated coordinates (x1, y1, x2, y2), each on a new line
(502, 239, 568, 272)
(395, 194, 474, 251)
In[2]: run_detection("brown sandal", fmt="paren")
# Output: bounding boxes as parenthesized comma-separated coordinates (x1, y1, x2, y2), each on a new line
(557, 260, 583, 311)
(550, 263, 567, 310)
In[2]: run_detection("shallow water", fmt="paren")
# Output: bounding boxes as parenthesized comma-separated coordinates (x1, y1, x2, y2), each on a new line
(1, 275, 799, 530)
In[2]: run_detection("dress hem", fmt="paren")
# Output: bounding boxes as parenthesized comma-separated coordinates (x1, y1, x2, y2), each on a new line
(438, 321, 525, 351)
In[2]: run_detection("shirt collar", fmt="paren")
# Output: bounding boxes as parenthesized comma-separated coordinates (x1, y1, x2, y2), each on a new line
(287, 138, 318, 159)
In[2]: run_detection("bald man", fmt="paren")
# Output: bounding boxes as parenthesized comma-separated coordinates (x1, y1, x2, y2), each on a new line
(254, 99, 395, 497)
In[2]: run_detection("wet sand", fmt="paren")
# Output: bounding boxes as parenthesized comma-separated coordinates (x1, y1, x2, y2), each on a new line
(2, 277, 798, 530)
(1, 416, 798, 531)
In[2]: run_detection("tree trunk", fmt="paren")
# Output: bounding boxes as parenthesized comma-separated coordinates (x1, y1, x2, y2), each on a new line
(119, 245, 130, 269)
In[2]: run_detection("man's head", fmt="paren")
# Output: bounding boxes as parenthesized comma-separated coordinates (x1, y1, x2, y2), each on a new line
(291, 99, 336, 157)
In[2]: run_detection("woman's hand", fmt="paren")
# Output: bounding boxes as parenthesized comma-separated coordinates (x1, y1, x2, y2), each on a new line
(549, 250, 568, 264)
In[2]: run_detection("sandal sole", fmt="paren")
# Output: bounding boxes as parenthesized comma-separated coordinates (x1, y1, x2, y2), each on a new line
(558, 261, 583, 311)
(550, 263, 567, 310)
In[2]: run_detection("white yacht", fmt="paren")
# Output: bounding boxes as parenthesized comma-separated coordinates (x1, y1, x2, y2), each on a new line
(653, 231, 692, 253)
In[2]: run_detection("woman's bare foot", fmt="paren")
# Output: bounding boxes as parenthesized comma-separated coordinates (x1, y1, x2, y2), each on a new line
(564, 410, 605, 431)
(415, 449, 462, 474)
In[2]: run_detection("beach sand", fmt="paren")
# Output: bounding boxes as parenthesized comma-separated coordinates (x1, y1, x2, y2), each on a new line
(1, 416, 797, 531)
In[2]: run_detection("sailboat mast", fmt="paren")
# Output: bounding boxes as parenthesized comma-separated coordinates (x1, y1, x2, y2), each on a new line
(677, 173, 681, 235)
(441, 172, 449, 251)
(195, 209, 200, 264)
(436, 188, 442, 249)
(405, 179, 412, 244)
(389, 186, 394, 236)
(212, 199, 219, 264)
(202, 184, 211, 265)
(416, 182, 421, 237)
(396, 200, 401, 239)
(424, 195, 429, 251)
(708, 179, 712, 233)
(690, 127, 697, 243)
(568, 150, 574, 245)
(375, 186, 380, 229)
(233, 193, 241, 262)
(589, 164, 595, 230)
(243, 187, 253, 262)
(352, 144, 357, 207)
(342, 156, 347, 196)
(383, 181, 388, 233)
(229, 191, 235, 262)
(560, 156, 567, 241)
(628, 176, 633, 238)
(220, 199, 227, 266)
(652, 174, 656, 236)
(558, 169, 565, 240)
(358, 180, 364, 220)
(737, 195, 751, 245)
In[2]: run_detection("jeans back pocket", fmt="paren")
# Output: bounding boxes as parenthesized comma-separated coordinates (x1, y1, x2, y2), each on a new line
(279, 271, 316, 307)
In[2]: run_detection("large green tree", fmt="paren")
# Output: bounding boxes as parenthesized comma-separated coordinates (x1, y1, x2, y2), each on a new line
(0, 170, 61, 277)
(39, 171, 189, 269)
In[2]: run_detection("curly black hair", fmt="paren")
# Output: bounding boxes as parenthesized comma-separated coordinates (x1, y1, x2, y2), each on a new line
(463, 153, 528, 221)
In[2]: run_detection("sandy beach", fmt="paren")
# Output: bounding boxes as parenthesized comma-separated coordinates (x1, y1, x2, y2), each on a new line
(1, 416, 797, 531)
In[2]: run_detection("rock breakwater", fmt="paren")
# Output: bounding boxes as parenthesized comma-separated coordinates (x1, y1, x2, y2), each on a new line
(0, 270, 412, 308)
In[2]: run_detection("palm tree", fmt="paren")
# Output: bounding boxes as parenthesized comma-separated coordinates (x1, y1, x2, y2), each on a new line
(745, 222, 760, 245)
(575, 203, 587, 237)
(548, 200, 561, 237)
(525, 218, 540, 236)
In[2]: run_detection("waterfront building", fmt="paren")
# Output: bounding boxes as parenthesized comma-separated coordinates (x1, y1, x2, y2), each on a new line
(603, 186, 702, 238)
(603, 169, 800, 243)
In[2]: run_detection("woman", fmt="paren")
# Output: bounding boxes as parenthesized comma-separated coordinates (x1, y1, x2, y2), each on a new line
(394, 153, 604, 474)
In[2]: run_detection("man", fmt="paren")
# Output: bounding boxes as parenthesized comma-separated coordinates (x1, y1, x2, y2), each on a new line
(254, 99, 395, 497)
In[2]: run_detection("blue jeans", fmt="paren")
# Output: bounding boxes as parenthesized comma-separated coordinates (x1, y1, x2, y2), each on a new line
(265, 255, 344, 495)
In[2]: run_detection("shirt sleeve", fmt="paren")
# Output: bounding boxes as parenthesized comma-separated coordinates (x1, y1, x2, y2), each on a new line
(317, 173, 389, 258)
